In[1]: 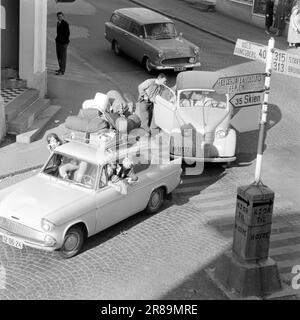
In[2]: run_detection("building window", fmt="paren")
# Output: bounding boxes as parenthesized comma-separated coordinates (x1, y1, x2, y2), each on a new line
(1, 5, 6, 29)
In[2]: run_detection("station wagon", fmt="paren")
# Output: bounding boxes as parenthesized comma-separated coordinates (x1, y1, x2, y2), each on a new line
(104, 7, 201, 73)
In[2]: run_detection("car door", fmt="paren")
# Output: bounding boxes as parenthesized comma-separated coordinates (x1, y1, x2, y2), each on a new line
(94, 165, 133, 233)
(153, 85, 178, 134)
(126, 22, 144, 61)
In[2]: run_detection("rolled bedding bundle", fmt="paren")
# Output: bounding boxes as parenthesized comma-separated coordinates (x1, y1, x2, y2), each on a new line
(65, 115, 108, 133)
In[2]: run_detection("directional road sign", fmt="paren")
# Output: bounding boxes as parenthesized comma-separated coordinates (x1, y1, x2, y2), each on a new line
(229, 91, 264, 108)
(213, 73, 265, 94)
(234, 38, 300, 79)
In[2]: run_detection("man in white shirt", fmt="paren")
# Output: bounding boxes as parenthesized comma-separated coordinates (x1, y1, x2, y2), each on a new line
(137, 73, 167, 135)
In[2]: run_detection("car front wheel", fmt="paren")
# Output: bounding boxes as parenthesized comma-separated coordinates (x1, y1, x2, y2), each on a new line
(145, 58, 155, 74)
(59, 226, 85, 259)
(145, 187, 164, 214)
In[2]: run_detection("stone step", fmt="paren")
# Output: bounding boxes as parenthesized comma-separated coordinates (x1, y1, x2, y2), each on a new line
(1, 79, 27, 89)
(5, 89, 39, 123)
(16, 105, 61, 144)
(8, 98, 51, 134)
(1, 68, 18, 80)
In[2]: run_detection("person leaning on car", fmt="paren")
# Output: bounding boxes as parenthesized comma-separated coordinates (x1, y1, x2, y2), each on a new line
(137, 73, 167, 135)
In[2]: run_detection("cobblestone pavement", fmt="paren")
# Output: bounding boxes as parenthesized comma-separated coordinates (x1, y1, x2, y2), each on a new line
(0, 159, 299, 299)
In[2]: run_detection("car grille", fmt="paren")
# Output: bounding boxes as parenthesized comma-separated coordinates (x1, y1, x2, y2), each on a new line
(0, 217, 44, 241)
(162, 58, 191, 65)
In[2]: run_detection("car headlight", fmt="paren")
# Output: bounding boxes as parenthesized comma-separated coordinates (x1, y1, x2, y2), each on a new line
(193, 47, 200, 55)
(158, 50, 164, 58)
(215, 130, 227, 138)
(44, 234, 56, 246)
(41, 219, 56, 232)
(189, 57, 195, 63)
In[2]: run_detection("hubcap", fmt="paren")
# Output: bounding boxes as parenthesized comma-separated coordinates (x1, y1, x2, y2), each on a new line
(151, 192, 161, 209)
(146, 60, 151, 72)
(64, 233, 79, 252)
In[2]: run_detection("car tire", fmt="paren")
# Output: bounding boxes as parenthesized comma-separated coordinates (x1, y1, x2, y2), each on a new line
(145, 187, 164, 214)
(112, 40, 121, 56)
(59, 226, 85, 259)
(144, 58, 155, 74)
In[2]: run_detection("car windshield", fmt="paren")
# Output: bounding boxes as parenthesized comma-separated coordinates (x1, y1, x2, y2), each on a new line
(42, 153, 98, 189)
(144, 23, 177, 39)
(179, 90, 227, 108)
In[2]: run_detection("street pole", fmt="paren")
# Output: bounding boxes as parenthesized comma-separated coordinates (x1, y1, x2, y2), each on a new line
(254, 37, 275, 183)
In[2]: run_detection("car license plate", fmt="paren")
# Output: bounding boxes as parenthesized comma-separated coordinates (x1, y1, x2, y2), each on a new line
(174, 66, 186, 72)
(2, 234, 23, 249)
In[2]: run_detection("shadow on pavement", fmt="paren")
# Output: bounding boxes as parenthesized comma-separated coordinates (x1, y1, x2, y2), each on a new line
(160, 210, 300, 300)
(233, 103, 282, 165)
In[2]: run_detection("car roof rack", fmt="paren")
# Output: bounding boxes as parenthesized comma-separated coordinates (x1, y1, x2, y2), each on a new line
(63, 130, 136, 153)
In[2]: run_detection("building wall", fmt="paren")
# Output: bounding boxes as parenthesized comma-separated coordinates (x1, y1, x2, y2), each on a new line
(19, 0, 47, 96)
(1, 0, 20, 69)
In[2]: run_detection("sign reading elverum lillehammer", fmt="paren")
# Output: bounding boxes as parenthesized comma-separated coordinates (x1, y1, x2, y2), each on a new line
(213, 73, 265, 95)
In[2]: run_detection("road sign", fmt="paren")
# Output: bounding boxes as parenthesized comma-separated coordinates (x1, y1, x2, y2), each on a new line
(229, 91, 264, 108)
(234, 39, 266, 63)
(234, 38, 300, 79)
(213, 73, 265, 94)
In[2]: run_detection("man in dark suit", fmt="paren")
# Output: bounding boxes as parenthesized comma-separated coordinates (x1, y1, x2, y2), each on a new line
(55, 12, 70, 75)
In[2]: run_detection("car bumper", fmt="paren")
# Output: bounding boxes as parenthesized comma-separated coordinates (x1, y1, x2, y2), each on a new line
(171, 154, 236, 163)
(152, 62, 201, 71)
(0, 227, 57, 252)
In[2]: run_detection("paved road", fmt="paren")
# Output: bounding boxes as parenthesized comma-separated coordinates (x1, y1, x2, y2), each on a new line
(0, 0, 300, 299)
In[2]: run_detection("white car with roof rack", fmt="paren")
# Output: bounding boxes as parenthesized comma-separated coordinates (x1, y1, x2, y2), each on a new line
(0, 131, 181, 258)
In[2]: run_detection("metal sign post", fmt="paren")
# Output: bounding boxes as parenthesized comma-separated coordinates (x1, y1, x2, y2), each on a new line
(254, 38, 275, 183)
(212, 37, 282, 298)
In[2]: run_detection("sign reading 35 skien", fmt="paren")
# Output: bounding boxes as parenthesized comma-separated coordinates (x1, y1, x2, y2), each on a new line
(230, 91, 264, 108)
(213, 73, 265, 94)
(234, 38, 300, 79)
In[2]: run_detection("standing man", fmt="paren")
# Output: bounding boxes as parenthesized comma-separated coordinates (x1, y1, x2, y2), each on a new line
(265, 0, 275, 34)
(55, 12, 70, 75)
(137, 73, 167, 135)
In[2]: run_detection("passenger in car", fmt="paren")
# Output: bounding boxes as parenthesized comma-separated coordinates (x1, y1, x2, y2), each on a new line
(59, 158, 80, 180)
(107, 158, 138, 194)
(180, 91, 192, 107)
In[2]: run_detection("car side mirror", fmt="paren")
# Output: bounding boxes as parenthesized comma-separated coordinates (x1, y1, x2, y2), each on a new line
(139, 35, 144, 39)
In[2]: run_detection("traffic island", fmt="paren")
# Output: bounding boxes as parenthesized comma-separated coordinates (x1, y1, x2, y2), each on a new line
(209, 183, 282, 298)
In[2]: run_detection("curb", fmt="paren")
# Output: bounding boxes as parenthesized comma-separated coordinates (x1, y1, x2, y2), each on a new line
(0, 164, 43, 180)
(128, 0, 236, 44)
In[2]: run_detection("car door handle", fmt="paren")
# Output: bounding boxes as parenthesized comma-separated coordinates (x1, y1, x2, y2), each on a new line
(124, 33, 128, 36)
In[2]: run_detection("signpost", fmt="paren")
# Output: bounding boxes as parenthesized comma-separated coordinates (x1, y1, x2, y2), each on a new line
(212, 37, 283, 298)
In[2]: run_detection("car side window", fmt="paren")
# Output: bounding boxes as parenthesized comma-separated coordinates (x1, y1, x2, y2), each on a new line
(118, 16, 131, 32)
(110, 13, 120, 25)
(129, 22, 143, 37)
